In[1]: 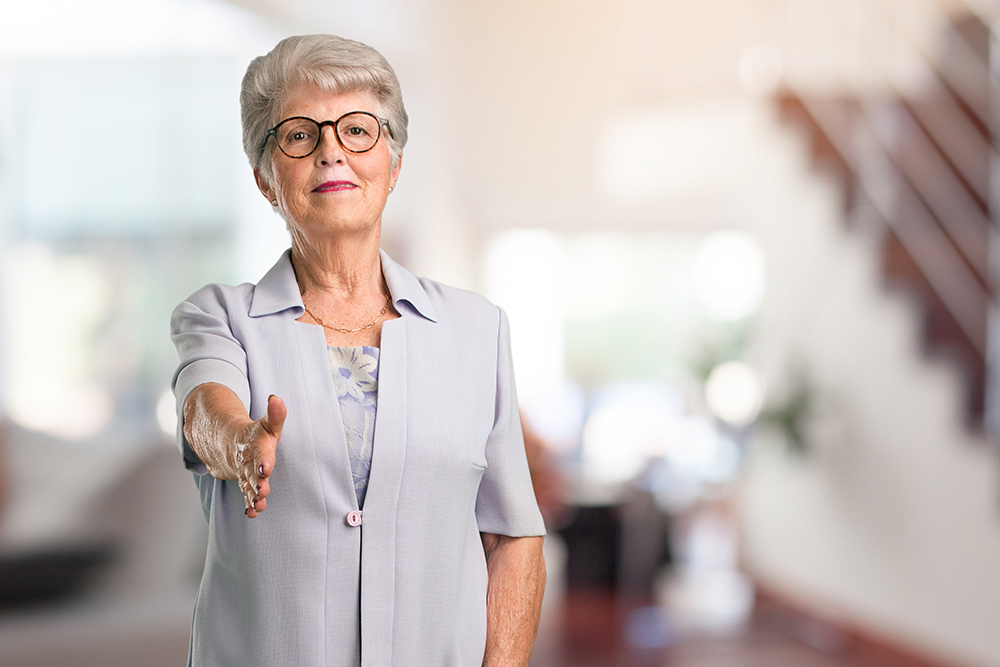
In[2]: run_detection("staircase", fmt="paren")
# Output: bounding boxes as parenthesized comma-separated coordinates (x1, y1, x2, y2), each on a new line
(773, 3, 996, 432)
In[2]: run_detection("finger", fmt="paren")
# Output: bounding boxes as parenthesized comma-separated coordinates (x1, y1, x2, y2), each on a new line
(242, 477, 269, 504)
(240, 480, 263, 505)
(245, 490, 269, 517)
(240, 481, 256, 515)
(251, 443, 276, 482)
(240, 479, 255, 503)
(241, 460, 272, 518)
(243, 495, 257, 519)
(242, 436, 275, 483)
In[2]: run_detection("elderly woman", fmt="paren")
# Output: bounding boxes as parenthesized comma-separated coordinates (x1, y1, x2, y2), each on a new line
(171, 34, 546, 666)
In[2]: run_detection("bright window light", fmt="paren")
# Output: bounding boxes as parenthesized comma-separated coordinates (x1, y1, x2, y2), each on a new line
(484, 229, 566, 406)
(0, 0, 272, 60)
(581, 382, 684, 485)
(664, 416, 723, 472)
(157, 388, 179, 438)
(564, 233, 646, 320)
(1, 243, 116, 439)
(692, 231, 765, 321)
(520, 382, 586, 455)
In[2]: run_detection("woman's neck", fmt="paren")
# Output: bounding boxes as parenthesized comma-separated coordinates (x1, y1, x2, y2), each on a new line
(290, 230, 384, 300)
(290, 230, 397, 348)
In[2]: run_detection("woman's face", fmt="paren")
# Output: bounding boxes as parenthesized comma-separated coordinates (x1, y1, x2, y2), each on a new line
(256, 85, 401, 241)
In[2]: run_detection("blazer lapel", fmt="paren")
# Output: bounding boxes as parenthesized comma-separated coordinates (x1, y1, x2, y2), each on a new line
(359, 314, 407, 666)
(289, 318, 358, 511)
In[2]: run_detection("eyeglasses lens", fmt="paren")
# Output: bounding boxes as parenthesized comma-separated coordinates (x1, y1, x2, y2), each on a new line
(337, 113, 381, 153)
(276, 119, 320, 158)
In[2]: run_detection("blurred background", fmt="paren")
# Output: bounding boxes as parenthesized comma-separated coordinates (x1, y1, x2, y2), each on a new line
(2, 0, 1000, 665)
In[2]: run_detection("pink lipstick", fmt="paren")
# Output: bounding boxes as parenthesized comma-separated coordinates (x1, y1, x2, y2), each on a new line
(313, 180, 356, 193)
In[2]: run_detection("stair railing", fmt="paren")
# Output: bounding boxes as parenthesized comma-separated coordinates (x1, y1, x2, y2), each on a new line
(771, 0, 997, 426)
(800, 95, 991, 356)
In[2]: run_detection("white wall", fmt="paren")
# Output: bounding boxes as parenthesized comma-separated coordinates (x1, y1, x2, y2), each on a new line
(741, 122, 1000, 667)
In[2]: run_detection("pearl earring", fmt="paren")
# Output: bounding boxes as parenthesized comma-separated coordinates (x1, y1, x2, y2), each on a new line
(271, 199, 278, 206)
(388, 187, 393, 193)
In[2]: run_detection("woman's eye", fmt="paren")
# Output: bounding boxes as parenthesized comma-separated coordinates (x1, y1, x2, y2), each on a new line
(345, 125, 369, 136)
(280, 123, 317, 144)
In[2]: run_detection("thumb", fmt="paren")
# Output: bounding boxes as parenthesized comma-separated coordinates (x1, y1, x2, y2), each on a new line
(261, 394, 287, 441)
(254, 395, 286, 480)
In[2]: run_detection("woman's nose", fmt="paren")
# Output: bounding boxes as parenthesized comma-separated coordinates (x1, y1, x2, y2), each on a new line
(315, 125, 345, 164)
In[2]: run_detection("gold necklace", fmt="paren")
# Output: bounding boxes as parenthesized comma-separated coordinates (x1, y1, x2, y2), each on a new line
(302, 293, 391, 333)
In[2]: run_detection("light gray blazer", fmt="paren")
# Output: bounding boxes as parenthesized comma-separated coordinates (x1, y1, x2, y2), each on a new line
(171, 249, 545, 667)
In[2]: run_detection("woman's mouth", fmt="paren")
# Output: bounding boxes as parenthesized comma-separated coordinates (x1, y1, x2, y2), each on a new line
(313, 181, 357, 193)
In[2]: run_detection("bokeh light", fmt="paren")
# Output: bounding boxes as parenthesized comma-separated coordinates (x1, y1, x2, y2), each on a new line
(704, 361, 764, 426)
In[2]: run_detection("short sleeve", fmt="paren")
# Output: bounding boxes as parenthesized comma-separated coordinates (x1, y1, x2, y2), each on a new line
(474, 308, 546, 537)
(170, 288, 251, 475)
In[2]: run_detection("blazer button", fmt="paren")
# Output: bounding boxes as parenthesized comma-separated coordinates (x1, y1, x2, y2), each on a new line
(346, 510, 362, 527)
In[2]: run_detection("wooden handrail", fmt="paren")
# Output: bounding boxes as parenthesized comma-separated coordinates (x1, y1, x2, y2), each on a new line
(871, 102, 990, 286)
(897, 76, 991, 205)
(891, 0, 994, 131)
(777, 0, 998, 428)
(800, 96, 990, 356)
(844, 1, 995, 205)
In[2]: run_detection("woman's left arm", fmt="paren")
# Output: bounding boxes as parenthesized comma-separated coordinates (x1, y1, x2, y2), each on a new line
(481, 533, 546, 667)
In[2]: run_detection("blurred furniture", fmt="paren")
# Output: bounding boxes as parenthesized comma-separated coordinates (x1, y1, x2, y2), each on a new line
(0, 427, 206, 667)
(557, 489, 672, 595)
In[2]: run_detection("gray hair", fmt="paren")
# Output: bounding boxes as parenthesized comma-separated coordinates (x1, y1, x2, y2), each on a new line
(241, 34, 408, 186)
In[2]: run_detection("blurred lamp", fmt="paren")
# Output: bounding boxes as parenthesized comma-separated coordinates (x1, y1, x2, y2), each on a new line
(704, 362, 764, 426)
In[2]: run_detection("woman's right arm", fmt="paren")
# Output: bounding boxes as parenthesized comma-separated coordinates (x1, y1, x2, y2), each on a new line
(183, 384, 286, 518)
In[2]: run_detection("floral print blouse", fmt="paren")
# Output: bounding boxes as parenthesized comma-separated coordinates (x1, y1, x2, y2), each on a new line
(327, 346, 380, 508)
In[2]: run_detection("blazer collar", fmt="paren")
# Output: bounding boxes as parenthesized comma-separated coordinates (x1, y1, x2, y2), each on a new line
(379, 248, 438, 323)
(248, 248, 438, 323)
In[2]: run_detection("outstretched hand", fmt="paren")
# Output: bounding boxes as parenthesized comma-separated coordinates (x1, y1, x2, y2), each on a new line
(236, 395, 286, 518)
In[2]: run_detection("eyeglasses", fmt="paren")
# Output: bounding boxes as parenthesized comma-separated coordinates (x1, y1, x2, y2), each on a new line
(262, 111, 391, 158)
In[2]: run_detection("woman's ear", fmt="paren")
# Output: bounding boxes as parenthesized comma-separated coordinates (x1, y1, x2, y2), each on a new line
(254, 169, 276, 204)
(389, 156, 402, 191)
